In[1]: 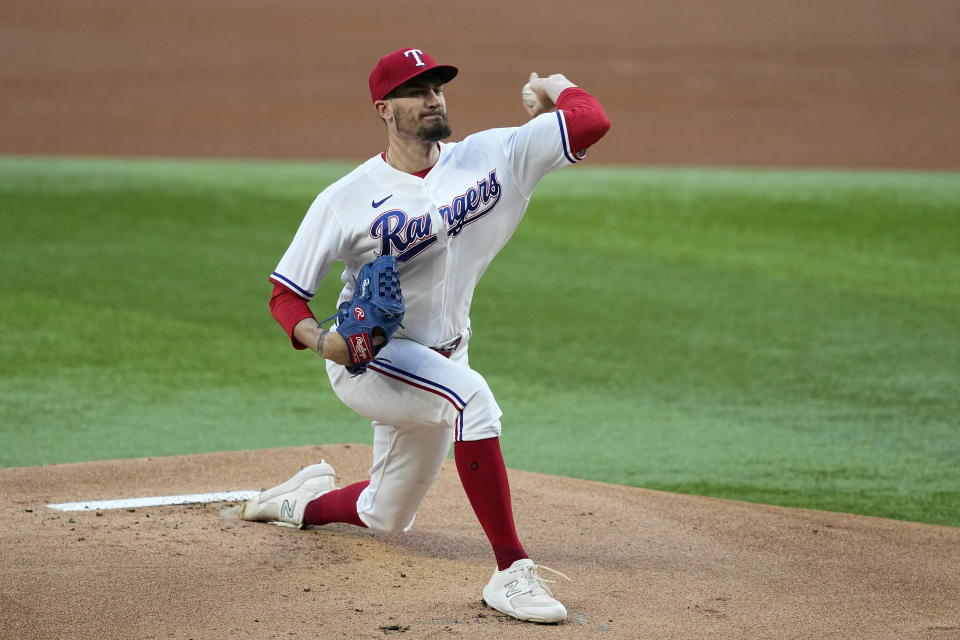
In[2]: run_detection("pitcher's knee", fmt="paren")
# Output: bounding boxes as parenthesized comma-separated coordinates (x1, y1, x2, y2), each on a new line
(358, 508, 416, 534)
(355, 480, 426, 534)
(458, 377, 502, 441)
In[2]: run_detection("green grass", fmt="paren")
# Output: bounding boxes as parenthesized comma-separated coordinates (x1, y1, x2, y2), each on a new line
(1, 156, 958, 527)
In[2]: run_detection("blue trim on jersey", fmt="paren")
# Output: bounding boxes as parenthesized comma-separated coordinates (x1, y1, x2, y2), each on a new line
(556, 111, 578, 164)
(270, 272, 313, 299)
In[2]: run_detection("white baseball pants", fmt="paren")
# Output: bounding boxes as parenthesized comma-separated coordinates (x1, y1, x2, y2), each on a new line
(325, 335, 502, 533)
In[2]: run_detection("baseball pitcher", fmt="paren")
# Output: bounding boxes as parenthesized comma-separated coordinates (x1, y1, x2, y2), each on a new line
(238, 47, 610, 624)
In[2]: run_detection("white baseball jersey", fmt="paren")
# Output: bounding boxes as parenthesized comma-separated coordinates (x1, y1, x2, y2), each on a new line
(270, 110, 585, 348)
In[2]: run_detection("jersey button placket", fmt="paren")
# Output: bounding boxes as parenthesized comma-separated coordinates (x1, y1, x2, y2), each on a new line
(425, 182, 452, 341)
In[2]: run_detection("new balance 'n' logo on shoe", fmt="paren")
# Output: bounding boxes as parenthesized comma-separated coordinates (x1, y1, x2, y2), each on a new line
(481, 559, 570, 624)
(237, 462, 336, 529)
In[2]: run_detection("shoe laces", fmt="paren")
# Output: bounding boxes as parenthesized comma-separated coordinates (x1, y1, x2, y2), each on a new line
(517, 564, 572, 598)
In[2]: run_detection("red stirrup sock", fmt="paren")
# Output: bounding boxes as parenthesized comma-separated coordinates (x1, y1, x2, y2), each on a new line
(302, 480, 370, 528)
(454, 438, 528, 571)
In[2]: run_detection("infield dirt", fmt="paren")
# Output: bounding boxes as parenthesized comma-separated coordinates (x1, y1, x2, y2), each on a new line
(3, 445, 959, 639)
(2, 1, 959, 638)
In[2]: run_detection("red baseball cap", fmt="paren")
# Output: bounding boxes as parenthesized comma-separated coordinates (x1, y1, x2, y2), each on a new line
(369, 47, 459, 102)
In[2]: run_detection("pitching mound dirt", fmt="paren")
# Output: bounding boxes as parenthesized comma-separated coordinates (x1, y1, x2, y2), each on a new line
(1, 444, 957, 639)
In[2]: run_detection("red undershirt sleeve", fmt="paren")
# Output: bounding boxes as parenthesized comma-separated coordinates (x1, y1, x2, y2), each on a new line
(269, 282, 317, 350)
(556, 87, 611, 155)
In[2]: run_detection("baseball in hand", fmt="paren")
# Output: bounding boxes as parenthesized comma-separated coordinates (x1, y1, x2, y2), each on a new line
(521, 82, 538, 109)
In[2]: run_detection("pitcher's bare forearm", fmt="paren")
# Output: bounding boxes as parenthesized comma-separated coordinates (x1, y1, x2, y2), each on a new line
(293, 318, 350, 365)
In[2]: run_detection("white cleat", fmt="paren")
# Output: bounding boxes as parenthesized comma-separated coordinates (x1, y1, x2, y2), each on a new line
(237, 461, 336, 528)
(482, 559, 570, 624)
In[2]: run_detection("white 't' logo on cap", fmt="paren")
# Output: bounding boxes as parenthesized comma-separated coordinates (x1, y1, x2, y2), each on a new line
(404, 49, 426, 66)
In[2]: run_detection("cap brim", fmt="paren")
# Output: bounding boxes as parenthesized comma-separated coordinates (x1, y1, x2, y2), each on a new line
(432, 65, 459, 84)
(385, 64, 459, 99)
(402, 64, 459, 88)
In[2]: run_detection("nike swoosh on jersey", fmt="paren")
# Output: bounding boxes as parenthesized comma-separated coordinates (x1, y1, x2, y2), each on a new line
(372, 195, 393, 208)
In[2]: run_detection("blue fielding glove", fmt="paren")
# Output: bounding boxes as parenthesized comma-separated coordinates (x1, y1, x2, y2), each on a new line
(335, 255, 405, 375)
